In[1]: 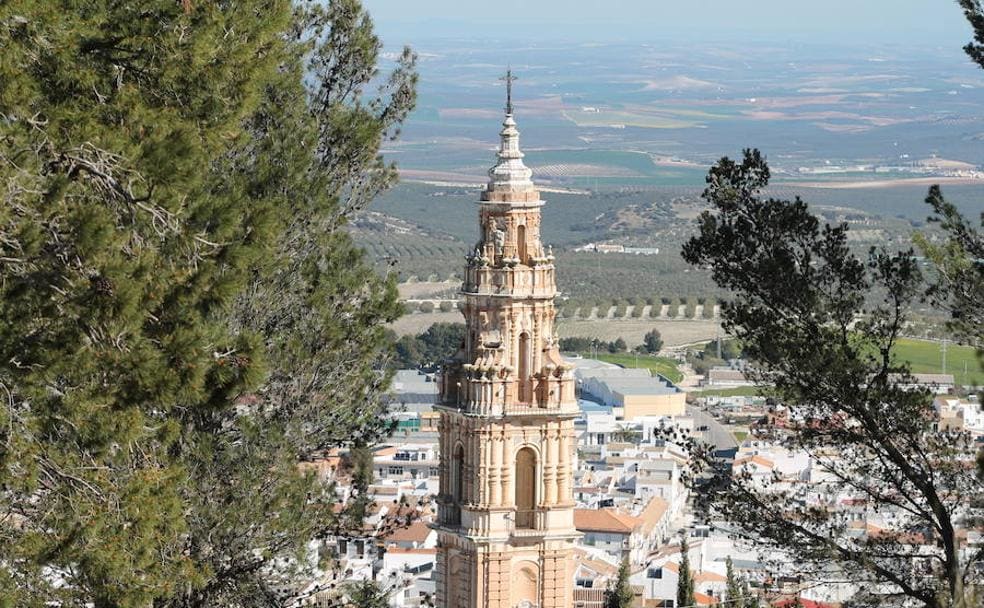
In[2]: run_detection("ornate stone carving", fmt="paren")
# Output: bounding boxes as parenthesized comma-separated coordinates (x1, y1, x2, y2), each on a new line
(435, 81, 576, 608)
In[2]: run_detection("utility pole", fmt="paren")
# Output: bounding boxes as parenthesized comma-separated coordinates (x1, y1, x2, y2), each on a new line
(942, 338, 948, 375)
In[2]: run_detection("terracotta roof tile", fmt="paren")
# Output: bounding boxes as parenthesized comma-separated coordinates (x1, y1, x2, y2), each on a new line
(574, 508, 641, 534)
(383, 520, 432, 543)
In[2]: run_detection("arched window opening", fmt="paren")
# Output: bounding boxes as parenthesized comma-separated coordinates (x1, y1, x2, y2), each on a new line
(515, 447, 537, 529)
(449, 443, 464, 526)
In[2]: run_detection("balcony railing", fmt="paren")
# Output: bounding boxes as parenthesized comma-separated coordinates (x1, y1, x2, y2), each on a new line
(510, 509, 547, 537)
(438, 504, 461, 528)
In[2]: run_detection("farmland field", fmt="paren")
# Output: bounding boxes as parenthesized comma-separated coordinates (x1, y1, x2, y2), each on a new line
(389, 313, 721, 349)
(556, 319, 721, 348)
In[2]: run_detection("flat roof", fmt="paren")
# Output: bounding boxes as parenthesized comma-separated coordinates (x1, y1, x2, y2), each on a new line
(579, 399, 612, 413)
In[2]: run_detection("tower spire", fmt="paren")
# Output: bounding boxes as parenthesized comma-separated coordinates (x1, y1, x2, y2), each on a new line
(434, 82, 578, 608)
(500, 67, 518, 115)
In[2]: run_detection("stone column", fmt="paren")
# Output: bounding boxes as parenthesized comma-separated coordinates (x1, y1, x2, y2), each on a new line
(500, 429, 512, 507)
(481, 429, 492, 507)
(545, 426, 559, 505)
(558, 425, 571, 503)
(469, 421, 480, 504)
(490, 432, 502, 506)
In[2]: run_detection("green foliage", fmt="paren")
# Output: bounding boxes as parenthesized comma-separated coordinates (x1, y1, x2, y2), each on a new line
(683, 297, 697, 319)
(559, 336, 597, 352)
(644, 329, 664, 353)
(394, 323, 465, 368)
(0, 0, 416, 604)
(702, 297, 717, 319)
(341, 579, 391, 608)
(742, 579, 760, 608)
(677, 536, 696, 608)
(609, 337, 628, 353)
(725, 556, 744, 608)
(604, 558, 635, 608)
(917, 185, 983, 374)
(702, 338, 742, 361)
(680, 149, 983, 608)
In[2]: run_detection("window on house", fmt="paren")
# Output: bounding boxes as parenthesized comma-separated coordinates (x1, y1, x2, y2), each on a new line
(388, 466, 404, 476)
(647, 568, 663, 579)
(575, 579, 594, 588)
(354, 540, 365, 557)
(338, 540, 347, 555)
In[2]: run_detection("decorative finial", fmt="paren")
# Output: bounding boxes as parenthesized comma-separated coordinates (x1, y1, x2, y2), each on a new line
(500, 68, 518, 115)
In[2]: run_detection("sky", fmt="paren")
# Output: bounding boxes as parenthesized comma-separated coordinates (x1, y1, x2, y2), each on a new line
(364, 0, 973, 46)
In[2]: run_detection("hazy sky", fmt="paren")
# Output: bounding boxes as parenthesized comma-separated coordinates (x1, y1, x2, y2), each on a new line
(364, 0, 973, 45)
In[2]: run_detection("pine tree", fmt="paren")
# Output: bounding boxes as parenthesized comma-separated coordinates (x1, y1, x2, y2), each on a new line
(677, 536, 696, 608)
(725, 556, 742, 608)
(680, 148, 983, 608)
(0, 0, 416, 604)
(643, 328, 664, 354)
(605, 558, 635, 608)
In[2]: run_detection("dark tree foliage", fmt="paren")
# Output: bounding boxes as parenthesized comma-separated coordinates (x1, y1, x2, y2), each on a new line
(725, 556, 742, 608)
(680, 150, 982, 608)
(643, 329, 664, 354)
(609, 337, 628, 353)
(394, 322, 465, 369)
(702, 338, 741, 361)
(558, 336, 629, 355)
(935, 0, 984, 514)
(918, 186, 983, 372)
(559, 336, 596, 352)
(340, 578, 391, 608)
(677, 536, 696, 608)
(604, 558, 635, 608)
(0, 0, 416, 605)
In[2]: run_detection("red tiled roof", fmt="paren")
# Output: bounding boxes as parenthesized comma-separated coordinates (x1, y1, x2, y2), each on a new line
(383, 520, 432, 543)
(574, 508, 640, 534)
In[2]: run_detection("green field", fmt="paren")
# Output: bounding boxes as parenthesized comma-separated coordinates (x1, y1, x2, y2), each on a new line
(893, 338, 983, 387)
(687, 336, 982, 388)
(582, 352, 684, 384)
(693, 386, 767, 398)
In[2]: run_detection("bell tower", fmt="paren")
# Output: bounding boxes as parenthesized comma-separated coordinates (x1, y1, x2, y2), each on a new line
(434, 72, 579, 608)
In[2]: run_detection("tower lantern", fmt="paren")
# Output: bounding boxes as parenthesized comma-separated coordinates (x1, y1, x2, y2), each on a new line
(434, 73, 579, 608)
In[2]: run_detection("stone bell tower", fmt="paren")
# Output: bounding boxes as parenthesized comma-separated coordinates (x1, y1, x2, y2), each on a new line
(434, 71, 579, 608)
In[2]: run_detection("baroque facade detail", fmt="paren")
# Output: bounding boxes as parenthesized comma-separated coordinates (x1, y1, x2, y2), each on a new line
(434, 78, 580, 608)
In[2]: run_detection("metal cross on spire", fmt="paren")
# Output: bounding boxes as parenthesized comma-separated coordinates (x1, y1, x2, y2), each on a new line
(500, 68, 518, 115)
